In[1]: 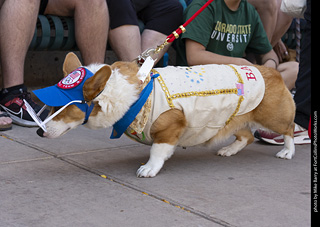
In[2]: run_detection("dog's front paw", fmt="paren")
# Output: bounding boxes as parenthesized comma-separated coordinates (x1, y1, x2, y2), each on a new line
(276, 148, 294, 159)
(217, 146, 238, 157)
(136, 161, 163, 178)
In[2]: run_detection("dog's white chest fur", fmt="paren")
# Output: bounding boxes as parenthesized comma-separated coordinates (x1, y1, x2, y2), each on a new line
(126, 64, 265, 146)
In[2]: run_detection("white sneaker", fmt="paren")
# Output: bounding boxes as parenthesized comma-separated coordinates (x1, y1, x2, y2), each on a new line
(254, 124, 311, 145)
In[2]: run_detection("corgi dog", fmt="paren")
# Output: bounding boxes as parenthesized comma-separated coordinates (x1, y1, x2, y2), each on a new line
(33, 52, 295, 177)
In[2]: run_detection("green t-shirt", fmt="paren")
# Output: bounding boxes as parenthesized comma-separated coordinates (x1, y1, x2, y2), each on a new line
(176, 0, 272, 66)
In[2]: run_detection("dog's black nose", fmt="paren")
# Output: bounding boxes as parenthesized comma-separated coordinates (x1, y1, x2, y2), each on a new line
(37, 128, 45, 137)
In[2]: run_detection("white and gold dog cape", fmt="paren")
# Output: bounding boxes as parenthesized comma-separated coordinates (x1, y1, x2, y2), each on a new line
(125, 64, 265, 146)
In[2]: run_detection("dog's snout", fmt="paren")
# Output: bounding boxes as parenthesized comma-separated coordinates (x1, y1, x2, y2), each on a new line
(36, 128, 45, 137)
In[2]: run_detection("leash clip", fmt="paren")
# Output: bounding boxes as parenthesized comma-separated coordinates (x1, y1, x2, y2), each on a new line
(136, 48, 157, 66)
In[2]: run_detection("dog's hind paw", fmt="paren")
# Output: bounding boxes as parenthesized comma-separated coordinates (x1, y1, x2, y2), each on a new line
(276, 135, 295, 159)
(276, 148, 294, 159)
(217, 146, 239, 157)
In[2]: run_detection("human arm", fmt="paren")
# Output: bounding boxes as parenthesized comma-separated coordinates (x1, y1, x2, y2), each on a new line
(260, 49, 279, 69)
(185, 39, 252, 66)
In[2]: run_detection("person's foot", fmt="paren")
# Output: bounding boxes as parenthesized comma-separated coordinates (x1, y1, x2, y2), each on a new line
(0, 111, 12, 131)
(254, 124, 311, 145)
(0, 86, 49, 127)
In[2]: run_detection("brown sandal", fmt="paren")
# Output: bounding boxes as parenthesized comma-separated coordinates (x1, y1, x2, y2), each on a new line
(0, 111, 12, 131)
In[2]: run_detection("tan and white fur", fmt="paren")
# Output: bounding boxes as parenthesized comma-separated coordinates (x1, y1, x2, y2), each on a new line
(40, 53, 295, 177)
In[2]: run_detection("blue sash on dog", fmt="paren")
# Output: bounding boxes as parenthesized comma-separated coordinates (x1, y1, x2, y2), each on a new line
(110, 72, 159, 139)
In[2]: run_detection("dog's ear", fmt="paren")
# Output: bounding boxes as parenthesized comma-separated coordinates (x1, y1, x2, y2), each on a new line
(83, 65, 112, 101)
(63, 52, 82, 77)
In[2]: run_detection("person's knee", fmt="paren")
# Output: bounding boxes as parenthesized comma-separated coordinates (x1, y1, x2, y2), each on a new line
(74, 0, 107, 10)
(4, 0, 41, 10)
(262, 0, 277, 14)
(250, 0, 277, 14)
(278, 61, 299, 90)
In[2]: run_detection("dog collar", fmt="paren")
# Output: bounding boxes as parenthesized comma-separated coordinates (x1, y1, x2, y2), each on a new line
(110, 72, 159, 139)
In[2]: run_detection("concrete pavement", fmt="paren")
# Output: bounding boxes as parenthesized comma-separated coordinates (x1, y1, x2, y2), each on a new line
(0, 125, 311, 226)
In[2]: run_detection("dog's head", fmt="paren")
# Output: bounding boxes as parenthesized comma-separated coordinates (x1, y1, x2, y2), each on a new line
(32, 52, 141, 139)
(34, 52, 112, 138)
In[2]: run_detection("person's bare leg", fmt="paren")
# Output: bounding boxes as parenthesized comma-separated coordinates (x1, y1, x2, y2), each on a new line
(0, 0, 41, 126)
(108, 25, 142, 61)
(270, 0, 292, 62)
(0, 0, 40, 88)
(270, 0, 292, 47)
(248, 0, 277, 43)
(109, 26, 170, 63)
(141, 29, 170, 63)
(73, 0, 108, 64)
(45, 0, 108, 64)
(248, 0, 292, 62)
(278, 61, 299, 90)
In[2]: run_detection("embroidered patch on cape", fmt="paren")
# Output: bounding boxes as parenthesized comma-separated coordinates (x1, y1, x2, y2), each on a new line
(57, 67, 86, 89)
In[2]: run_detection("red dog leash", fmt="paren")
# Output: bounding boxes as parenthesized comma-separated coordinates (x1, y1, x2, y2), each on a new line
(138, 0, 214, 63)
(165, 0, 215, 44)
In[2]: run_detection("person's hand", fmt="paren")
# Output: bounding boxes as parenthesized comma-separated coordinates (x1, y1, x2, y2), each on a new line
(273, 40, 290, 63)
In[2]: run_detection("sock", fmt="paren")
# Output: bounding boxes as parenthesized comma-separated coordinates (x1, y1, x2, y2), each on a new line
(0, 84, 25, 99)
